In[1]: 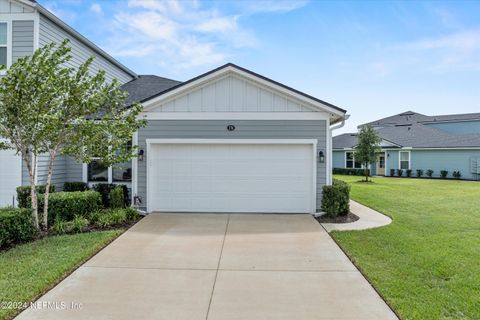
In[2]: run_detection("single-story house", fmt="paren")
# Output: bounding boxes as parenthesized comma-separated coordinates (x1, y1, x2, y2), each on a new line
(0, 0, 348, 212)
(333, 111, 480, 180)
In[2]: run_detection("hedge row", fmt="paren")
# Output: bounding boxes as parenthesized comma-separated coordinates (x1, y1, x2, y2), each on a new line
(321, 179, 350, 218)
(0, 208, 36, 249)
(36, 191, 102, 224)
(16, 185, 55, 208)
(333, 168, 369, 176)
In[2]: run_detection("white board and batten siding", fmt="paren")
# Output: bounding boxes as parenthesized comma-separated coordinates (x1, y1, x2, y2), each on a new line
(0, 0, 34, 13)
(148, 74, 318, 113)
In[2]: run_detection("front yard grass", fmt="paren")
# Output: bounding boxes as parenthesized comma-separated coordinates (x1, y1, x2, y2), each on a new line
(333, 175, 480, 320)
(0, 230, 122, 320)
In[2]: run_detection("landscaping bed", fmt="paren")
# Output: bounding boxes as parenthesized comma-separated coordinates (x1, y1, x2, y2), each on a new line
(332, 175, 480, 320)
(316, 212, 359, 224)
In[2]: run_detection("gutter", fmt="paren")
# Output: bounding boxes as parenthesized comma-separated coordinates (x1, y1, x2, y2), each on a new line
(330, 114, 349, 131)
(30, 2, 138, 79)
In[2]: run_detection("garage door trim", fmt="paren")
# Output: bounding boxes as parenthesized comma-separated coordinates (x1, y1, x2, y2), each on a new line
(145, 139, 318, 213)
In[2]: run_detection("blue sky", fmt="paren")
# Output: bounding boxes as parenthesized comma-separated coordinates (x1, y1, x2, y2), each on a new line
(39, 0, 480, 133)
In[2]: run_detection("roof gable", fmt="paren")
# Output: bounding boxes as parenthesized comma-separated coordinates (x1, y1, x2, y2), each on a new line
(141, 64, 346, 119)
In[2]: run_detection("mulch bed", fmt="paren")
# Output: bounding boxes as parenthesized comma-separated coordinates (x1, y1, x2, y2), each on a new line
(315, 212, 359, 224)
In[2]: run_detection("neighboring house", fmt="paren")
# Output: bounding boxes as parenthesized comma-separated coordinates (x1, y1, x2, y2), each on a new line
(333, 111, 480, 180)
(0, 0, 348, 213)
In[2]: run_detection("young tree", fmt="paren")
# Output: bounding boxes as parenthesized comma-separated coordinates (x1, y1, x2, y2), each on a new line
(354, 125, 382, 182)
(0, 40, 146, 230)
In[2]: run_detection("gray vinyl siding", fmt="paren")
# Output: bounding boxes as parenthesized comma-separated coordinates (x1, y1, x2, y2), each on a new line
(137, 120, 327, 211)
(66, 156, 83, 182)
(12, 20, 33, 63)
(21, 155, 83, 189)
(36, 155, 67, 191)
(39, 14, 133, 84)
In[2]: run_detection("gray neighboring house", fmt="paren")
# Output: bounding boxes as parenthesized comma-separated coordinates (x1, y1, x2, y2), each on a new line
(333, 111, 480, 180)
(0, 0, 348, 213)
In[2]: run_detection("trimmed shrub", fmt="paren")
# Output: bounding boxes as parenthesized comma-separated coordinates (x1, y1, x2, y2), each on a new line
(321, 179, 350, 218)
(0, 208, 36, 248)
(416, 169, 424, 178)
(125, 207, 140, 220)
(426, 169, 434, 178)
(72, 215, 89, 233)
(92, 184, 129, 208)
(390, 169, 395, 176)
(453, 171, 462, 179)
(440, 170, 449, 178)
(332, 168, 369, 176)
(63, 182, 89, 192)
(406, 169, 412, 177)
(90, 207, 139, 227)
(110, 186, 125, 209)
(37, 191, 101, 223)
(397, 169, 404, 177)
(17, 185, 55, 208)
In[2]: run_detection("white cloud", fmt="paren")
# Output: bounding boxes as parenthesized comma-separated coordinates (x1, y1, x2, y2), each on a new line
(239, 0, 309, 14)
(102, 0, 273, 71)
(397, 29, 480, 71)
(90, 3, 103, 15)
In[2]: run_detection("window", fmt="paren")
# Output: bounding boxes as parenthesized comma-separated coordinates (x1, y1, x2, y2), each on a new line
(86, 141, 133, 183)
(112, 162, 132, 182)
(87, 159, 108, 182)
(0, 23, 7, 66)
(399, 151, 410, 170)
(346, 152, 362, 169)
(112, 141, 132, 182)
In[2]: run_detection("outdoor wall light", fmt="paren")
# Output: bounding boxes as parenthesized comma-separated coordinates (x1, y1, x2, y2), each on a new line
(138, 149, 144, 161)
(318, 151, 325, 163)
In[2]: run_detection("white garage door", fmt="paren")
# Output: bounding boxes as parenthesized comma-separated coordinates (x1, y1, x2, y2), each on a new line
(148, 141, 315, 213)
(0, 149, 22, 207)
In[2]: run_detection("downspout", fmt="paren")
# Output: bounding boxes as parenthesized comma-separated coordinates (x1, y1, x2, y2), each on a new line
(327, 115, 350, 185)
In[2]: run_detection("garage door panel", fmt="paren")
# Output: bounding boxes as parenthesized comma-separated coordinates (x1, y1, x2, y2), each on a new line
(149, 143, 314, 213)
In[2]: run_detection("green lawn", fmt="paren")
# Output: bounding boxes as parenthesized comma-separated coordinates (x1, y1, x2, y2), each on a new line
(332, 175, 480, 320)
(0, 230, 122, 320)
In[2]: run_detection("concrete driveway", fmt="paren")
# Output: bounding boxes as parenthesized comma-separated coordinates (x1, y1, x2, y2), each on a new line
(17, 214, 397, 320)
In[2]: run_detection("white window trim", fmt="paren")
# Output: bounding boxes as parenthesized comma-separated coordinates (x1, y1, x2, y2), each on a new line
(0, 20, 11, 74)
(145, 138, 318, 214)
(0, 12, 39, 74)
(82, 160, 132, 186)
(345, 151, 362, 169)
(399, 150, 411, 170)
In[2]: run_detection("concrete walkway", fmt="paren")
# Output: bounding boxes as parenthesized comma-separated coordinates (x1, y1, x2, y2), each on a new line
(16, 213, 397, 320)
(322, 200, 393, 232)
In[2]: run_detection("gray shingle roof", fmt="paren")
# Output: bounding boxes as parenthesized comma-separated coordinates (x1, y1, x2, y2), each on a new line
(334, 124, 480, 149)
(361, 111, 432, 127)
(421, 112, 480, 123)
(376, 124, 480, 148)
(121, 75, 182, 106)
(332, 133, 359, 149)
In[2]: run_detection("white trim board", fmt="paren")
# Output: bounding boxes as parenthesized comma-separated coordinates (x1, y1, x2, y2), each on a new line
(145, 138, 318, 214)
(139, 112, 330, 121)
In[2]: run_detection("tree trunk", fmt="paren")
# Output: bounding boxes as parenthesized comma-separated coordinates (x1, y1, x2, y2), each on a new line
(365, 165, 369, 182)
(23, 152, 39, 230)
(42, 151, 57, 230)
